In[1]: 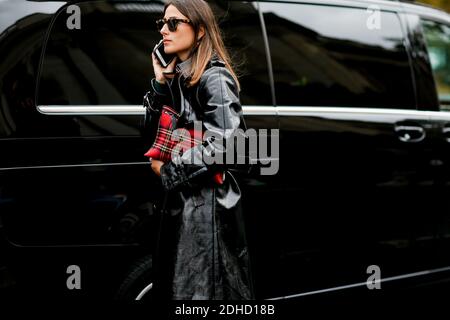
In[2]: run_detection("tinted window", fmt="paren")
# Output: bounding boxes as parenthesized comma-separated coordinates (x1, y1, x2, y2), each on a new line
(37, 1, 166, 106)
(421, 19, 450, 110)
(37, 0, 271, 107)
(259, 3, 415, 109)
(0, 4, 62, 138)
(212, 1, 272, 105)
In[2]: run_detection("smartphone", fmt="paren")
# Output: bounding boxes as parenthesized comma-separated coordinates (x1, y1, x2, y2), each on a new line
(153, 40, 176, 68)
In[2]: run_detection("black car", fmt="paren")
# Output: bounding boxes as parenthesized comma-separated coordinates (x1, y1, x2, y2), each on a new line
(1, 0, 450, 302)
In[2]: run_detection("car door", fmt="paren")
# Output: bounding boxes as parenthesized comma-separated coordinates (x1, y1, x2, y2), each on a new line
(259, 1, 440, 300)
(0, 0, 166, 298)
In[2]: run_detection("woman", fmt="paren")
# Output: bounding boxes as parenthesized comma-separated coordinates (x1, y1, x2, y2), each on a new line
(146, 0, 255, 300)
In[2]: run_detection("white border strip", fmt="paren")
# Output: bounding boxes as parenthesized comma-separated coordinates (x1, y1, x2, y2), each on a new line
(266, 265, 450, 300)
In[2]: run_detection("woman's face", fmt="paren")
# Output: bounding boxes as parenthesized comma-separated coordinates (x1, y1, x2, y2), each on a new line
(160, 5, 196, 61)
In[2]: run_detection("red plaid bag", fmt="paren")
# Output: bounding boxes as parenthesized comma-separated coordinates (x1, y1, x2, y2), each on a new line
(144, 104, 224, 185)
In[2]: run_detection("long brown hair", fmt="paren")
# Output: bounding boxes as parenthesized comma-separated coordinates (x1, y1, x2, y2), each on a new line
(163, 0, 241, 91)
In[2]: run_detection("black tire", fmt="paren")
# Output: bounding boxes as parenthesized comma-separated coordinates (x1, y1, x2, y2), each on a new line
(115, 254, 154, 300)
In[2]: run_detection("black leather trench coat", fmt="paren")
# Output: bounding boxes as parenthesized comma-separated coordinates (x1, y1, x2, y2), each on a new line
(144, 54, 255, 300)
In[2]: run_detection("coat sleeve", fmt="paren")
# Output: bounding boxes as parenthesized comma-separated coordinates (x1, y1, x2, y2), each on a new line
(144, 78, 172, 113)
(142, 78, 173, 144)
(159, 66, 243, 192)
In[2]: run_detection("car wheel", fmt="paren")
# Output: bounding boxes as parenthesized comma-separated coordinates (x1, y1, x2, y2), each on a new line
(115, 254, 154, 300)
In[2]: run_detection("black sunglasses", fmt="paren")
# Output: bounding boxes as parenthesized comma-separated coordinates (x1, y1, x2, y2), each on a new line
(156, 17, 191, 32)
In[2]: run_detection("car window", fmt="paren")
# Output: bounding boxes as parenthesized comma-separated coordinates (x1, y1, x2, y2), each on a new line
(421, 19, 450, 111)
(36, 0, 271, 107)
(37, 1, 158, 107)
(0, 0, 68, 138)
(259, 2, 415, 109)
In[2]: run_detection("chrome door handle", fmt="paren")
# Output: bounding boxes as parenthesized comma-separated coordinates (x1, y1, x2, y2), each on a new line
(394, 125, 425, 143)
(443, 127, 450, 142)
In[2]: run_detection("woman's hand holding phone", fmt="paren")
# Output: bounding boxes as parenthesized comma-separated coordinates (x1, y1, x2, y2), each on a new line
(152, 43, 177, 85)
